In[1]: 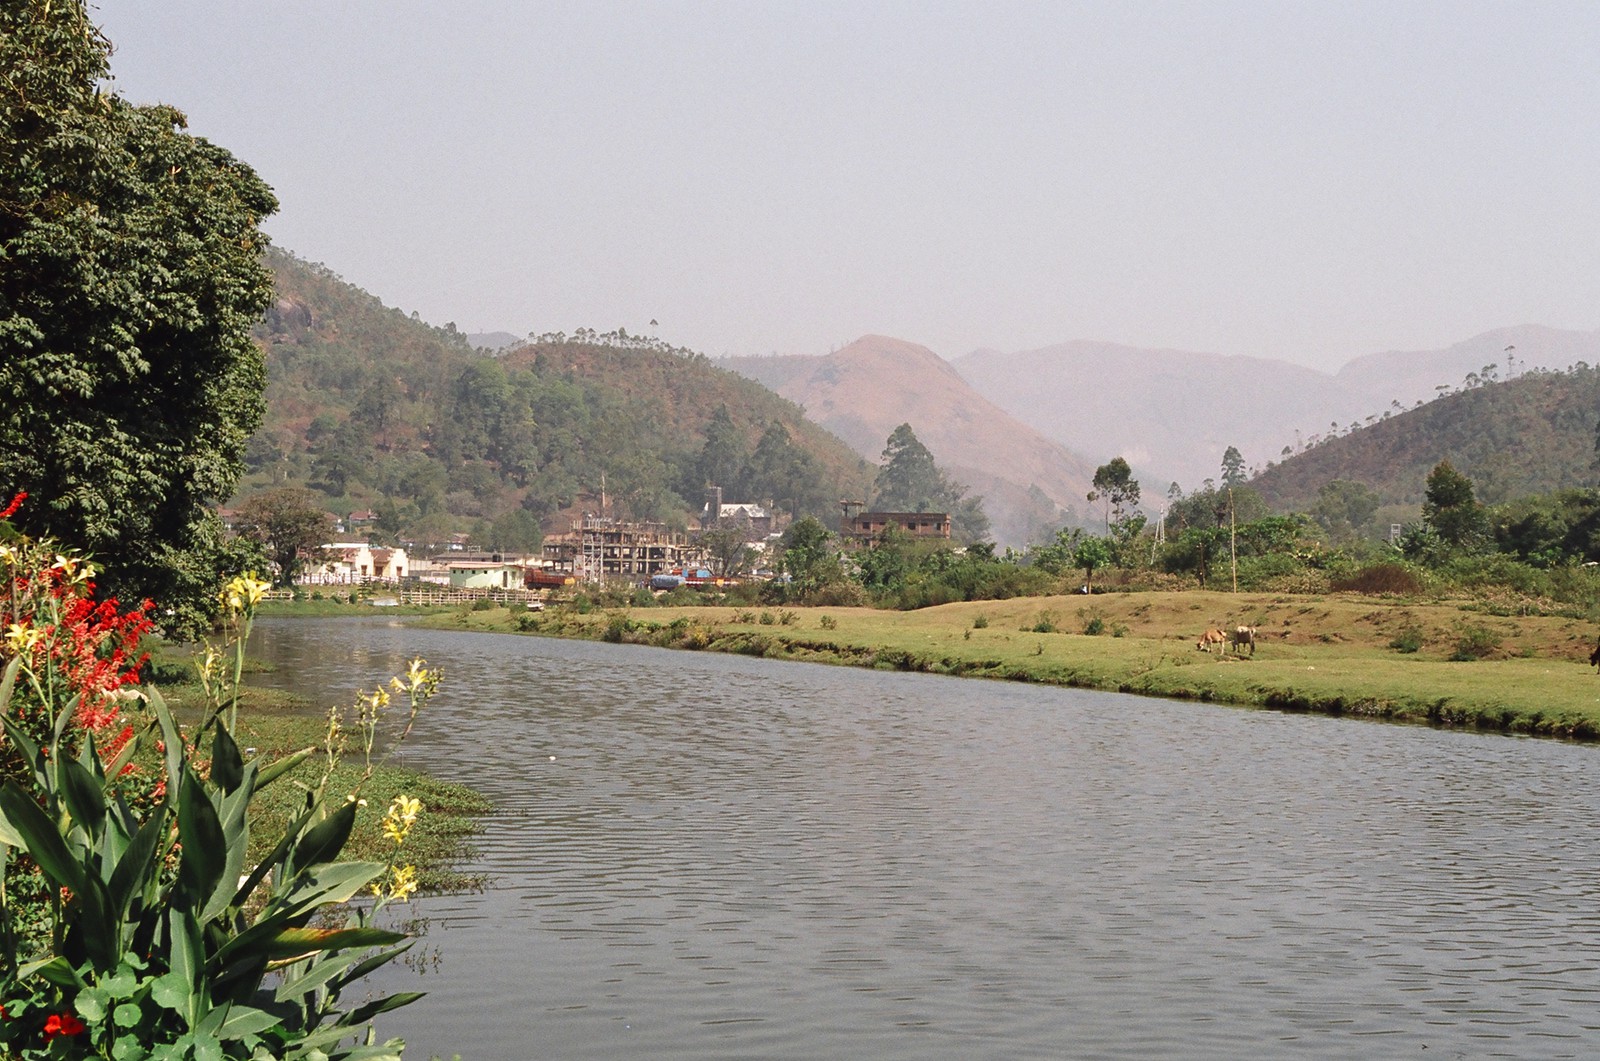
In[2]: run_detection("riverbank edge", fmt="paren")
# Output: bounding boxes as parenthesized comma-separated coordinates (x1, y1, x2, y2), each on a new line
(151, 676, 492, 894)
(422, 604, 1600, 743)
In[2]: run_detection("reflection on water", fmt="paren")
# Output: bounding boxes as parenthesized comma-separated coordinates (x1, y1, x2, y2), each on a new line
(252, 618, 1600, 1060)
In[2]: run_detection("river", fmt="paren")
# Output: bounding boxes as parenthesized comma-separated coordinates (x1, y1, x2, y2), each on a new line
(249, 617, 1600, 1060)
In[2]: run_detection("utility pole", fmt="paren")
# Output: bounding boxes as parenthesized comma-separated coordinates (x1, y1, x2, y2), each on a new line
(1228, 486, 1238, 593)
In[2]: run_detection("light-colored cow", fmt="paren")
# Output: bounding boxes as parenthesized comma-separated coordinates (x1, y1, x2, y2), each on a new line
(1230, 625, 1257, 656)
(1197, 628, 1227, 654)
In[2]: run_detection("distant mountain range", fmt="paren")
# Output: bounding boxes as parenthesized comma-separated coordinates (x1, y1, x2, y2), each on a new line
(727, 336, 1099, 545)
(954, 324, 1600, 492)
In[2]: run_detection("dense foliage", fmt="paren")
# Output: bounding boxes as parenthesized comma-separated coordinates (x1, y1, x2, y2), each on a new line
(249, 253, 871, 545)
(0, 2, 279, 639)
(1251, 363, 1600, 511)
(0, 518, 440, 1059)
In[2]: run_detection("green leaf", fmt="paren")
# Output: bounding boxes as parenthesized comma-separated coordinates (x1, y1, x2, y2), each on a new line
(327, 941, 414, 995)
(113, 1000, 144, 1028)
(58, 750, 108, 840)
(216, 1004, 282, 1038)
(290, 798, 357, 874)
(0, 711, 44, 787)
(0, 657, 18, 713)
(210, 724, 244, 793)
(176, 768, 226, 904)
(19, 955, 85, 989)
(150, 690, 186, 796)
(0, 778, 87, 893)
(112, 1035, 150, 1060)
(346, 990, 423, 1025)
(150, 972, 189, 1012)
(261, 925, 404, 960)
(256, 745, 316, 790)
(103, 965, 139, 998)
(275, 943, 404, 1003)
(108, 805, 168, 919)
(76, 986, 109, 1022)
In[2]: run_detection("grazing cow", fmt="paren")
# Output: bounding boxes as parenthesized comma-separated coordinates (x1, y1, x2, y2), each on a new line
(1230, 625, 1257, 656)
(1590, 636, 1600, 670)
(1197, 628, 1227, 654)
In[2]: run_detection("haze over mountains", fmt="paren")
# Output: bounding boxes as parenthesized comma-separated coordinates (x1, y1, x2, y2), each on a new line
(729, 325, 1600, 515)
(727, 336, 1098, 545)
(957, 324, 1600, 492)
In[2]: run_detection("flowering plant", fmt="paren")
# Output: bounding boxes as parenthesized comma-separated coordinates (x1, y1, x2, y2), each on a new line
(0, 500, 442, 1059)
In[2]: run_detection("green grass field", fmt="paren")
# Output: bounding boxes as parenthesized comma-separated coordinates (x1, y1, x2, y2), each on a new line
(435, 590, 1600, 739)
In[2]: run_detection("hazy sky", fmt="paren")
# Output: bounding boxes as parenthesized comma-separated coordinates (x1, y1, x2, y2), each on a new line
(90, 1, 1600, 369)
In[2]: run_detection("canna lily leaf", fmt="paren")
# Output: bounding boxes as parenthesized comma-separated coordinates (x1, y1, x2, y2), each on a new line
(260, 924, 405, 961)
(346, 991, 424, 1026)
(108, 804, 168, 918)
(290, 798, 357, 875)
(210, 723, 244, 794)
(255, 745, 316, 790)
(57, 749, 107, 839)
(0, 778, 86, 893)
(18, 954, 85, 989)
(176, 768, 226, 905)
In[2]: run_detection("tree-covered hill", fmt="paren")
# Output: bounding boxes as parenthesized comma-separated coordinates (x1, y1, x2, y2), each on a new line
(1250, 365, 1600, 513)
(241, 250, 871, 547)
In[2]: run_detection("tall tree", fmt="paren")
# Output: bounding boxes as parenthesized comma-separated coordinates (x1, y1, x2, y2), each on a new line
(872, 423, 991, 542)
(1423, 461, 1487, 548)
(235, 488, 331, 586)
(695, 404, 748, 495)
(1088, 457, 1141, 533)
(0, 2, 278, 637)
(1220, 446, 1247, 488)
(873, 423, 945, 511)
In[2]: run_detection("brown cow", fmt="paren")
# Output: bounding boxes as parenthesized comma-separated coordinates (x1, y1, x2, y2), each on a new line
(1230, 625, 1257, 656)
(1590, 636, 1600, 670)
(1197, 628, 1227, 654)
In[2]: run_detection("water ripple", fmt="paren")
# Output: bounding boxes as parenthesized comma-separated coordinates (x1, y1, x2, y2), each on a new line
(254, 619, 1600, 1061)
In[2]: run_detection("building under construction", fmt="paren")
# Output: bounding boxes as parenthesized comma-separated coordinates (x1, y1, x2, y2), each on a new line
(541, 515, 693, 581)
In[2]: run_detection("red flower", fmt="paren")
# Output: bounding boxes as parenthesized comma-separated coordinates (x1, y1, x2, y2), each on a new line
(42, 1012, 85, 1040)
(0, 491, 25, 521)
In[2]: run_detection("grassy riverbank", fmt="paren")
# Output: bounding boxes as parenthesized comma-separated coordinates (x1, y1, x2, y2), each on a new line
(431, 590, 1600, 739)
(150, 667, 489, 892)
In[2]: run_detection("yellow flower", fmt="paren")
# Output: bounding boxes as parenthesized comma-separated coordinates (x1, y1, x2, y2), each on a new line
(388, 864, 419, 902)
(5, 622, 42, 653)
(392, 657, 442, 696)
(381, 793, 422, 845)
(220, 573, 271, 615)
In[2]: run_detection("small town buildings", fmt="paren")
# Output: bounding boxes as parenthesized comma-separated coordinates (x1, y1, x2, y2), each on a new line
(842, 511, 951, 543)
(311, 543, 409, 582)
(445, 560, 525, 589)
(697, 487, 779, 536)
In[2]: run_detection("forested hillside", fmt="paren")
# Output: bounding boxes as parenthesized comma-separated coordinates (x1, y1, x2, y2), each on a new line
(1250, 365, 1600, 513)
(241, 249, 871, 546)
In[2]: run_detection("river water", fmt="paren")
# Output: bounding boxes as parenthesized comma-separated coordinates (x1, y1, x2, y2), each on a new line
(249, 617, 1600, 1060)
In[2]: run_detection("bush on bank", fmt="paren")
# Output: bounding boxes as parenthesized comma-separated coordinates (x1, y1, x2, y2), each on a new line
(0, 502, 452, 1060)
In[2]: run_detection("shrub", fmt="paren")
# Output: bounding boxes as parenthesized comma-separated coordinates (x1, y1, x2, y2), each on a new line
(0, 516, 438, 1058)
(1388, 626, 1424, 653)
(819, 615, 838, 631)
(1082, 616, 1105, 636)
(470, 596, 498, 611)
(1450, 623, 1502, 661)
(1331, 562, 1426, 596)
(972, 614, 989, 629)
